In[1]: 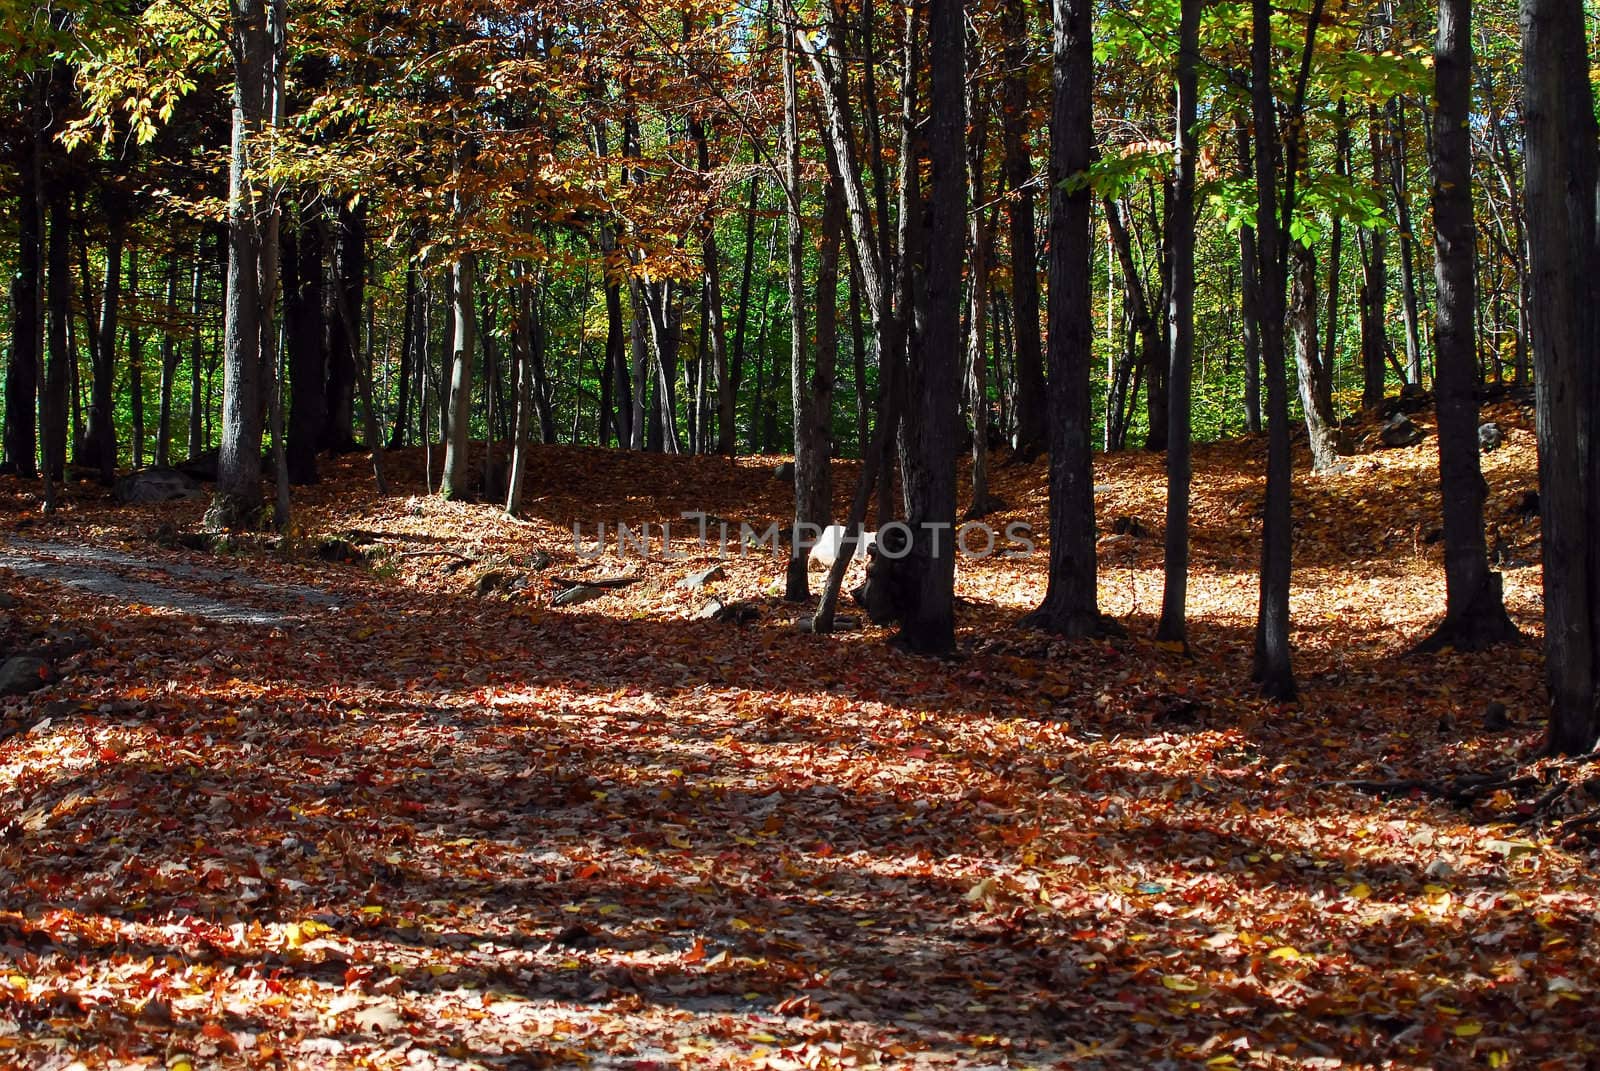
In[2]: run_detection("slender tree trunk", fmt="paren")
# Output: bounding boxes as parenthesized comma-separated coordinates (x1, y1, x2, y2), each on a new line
(129, 247, 146, 469)
(965, 72, 1001, 519)
(188, 240, 205, 460)
(84, 206, 124, 484)
(1238, 124, 1263, 434)
(43, 184, 68, 482)
(389, 256, 416, 448)
(1419, 0, 1519, 652)
(1521, 0, 1600, 752)
(440, 251, 477, 499)
(285, 199, 325, 482)
(1389, 99, 1425, 383)
(207, 0, 283, 530)
(4, 132, 41, 479)
(1291, 242, 1342, 470)
(1157, 0, 1200, 644)
(1001, 0, 1046, 458)
(321, 203, 363, 451)
(156, 249, 179, 466)
(1250, 0, 1322, 700)
(1023, 0, 1110, 638)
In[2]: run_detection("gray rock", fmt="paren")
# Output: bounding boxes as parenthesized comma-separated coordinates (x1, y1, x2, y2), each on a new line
(1379, 413, 1426, 448)
(0, 656, 48, 696)
(772, 461, 795, 481)
(114, 467, 204, 504)
(679, 564, 726, 590)
(1479, 422, 1504, 452)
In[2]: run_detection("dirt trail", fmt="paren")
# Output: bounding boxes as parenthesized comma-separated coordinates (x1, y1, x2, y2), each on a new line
(0, 537, 340, 627)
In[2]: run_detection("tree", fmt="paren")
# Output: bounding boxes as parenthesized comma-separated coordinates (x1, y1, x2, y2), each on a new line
(1416, 0, 1519, 654)
(1022, 0, 1109, 638)
(1520, 0, 1600, 753)
(999, 0, 1046, 458)
(207, 0, 285, 531)
(1156, 0, 1201, 646)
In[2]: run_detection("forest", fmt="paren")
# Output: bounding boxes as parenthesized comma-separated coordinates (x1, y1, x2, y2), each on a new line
(1, 0, 1599, 1064)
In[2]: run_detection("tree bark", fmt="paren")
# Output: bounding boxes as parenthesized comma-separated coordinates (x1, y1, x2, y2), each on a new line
(1157, 0, 1200, 644)
(207, 0, 282, 530)
(1023, 0, 1110, 638)
(1290, 242, 1342, 471)
(1000, 0, 1046, 458)
(284, 199, 325, 482)
(1418, 0, 1519, 653)
(1521, 0, 1600, 752)
(4, 134, 41, 479)
(440, 251, 477, 499)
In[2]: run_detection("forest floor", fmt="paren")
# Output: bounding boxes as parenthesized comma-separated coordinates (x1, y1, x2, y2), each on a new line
(1, 395, 1596, 1070)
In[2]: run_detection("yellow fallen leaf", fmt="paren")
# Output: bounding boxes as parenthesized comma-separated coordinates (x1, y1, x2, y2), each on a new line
(1348, 883, 1372, 900)
(1454, 1022, 1483, 1037)
(1268, 946, 1302, 961)
(1162, 975, 1200, 991)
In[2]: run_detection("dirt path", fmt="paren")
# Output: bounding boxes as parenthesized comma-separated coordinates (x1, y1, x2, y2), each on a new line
(0, 537, 341, 627)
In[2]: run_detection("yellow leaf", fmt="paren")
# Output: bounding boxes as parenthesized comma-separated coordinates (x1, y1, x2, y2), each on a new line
(1454, 1022, 1483, 1037)
(1348, 882, 1372, 900)
(1268, 946, 1302, 961)
(1162, 975, 1200, 991)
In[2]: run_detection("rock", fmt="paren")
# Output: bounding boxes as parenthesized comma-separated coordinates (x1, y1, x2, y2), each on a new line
(1479, 422, 1504, 452)
(1513, 489, 1540, 522)
(808, 524, 875, 569)
(772, 461, 795, 481)
(0, 592, 16, 611)
(175, 449, 219, 482)
(527, 548, 553, 571)
(678, 564, 726, 590)
(1391, 382, 1431, 413)
(1424, 857, 1455, 881)
(0, 656, 48, 696)
(114, 467, 204, 504)
(553, 584, 606, 607)
(1379, 413, 1426, 448)
(1483, 701, 1511, 732)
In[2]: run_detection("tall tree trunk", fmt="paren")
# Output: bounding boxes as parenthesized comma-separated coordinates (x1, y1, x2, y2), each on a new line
(1361, 104, 1391, 408)
(43, 184, 68, 482)
(322, 203, 363, 451)
(782, 22, 816, 600)
(884, 0, 963, 654)
(440, 251, 477, 499)
(1000, 0, 1047, 458)
(389, 256, 416, 448)
(1291, 242, 1342, 470)
(1389, 99, 1425, 383)
(207, 0, 283, 530)
(128, 246, 145, 469)
(84, 204, 125, 485)
(1023, 0, 1110, 638)
(1238, 124, 1263, 434)
(1157, 0, 1201, 645)
(156, 248, 180, 466)
(505, 278, 536, 516)
(284, 200, 325, 482)
(1250, 0, 1323, 700)
(4, 133, 41, 479)
(1419, 0, 1519, 652)
(187, 240, 205, 460)
(965, 70, 1001, 519)
(1521, 0, 1600, 752)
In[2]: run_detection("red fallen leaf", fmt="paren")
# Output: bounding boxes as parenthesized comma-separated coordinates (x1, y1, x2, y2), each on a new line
(574, 862, 602, 880)
(905, 746, 932, 760)
(97, 747, 119, 762)
(682, 937, 707, 964)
